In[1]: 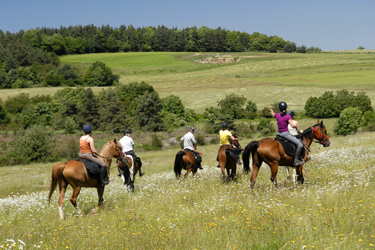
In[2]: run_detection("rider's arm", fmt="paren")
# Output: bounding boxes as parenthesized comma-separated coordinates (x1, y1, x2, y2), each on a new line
(288, 119, 302, 135)
(269, 109, 276, 117)
(180, 140, 184, 149)
(294, 120, 302, 135)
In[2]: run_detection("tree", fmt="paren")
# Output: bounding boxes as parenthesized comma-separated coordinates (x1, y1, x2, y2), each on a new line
(82, 61, 118, 86)
(135, 92, 164, 131)
(217, 93, 247, 119)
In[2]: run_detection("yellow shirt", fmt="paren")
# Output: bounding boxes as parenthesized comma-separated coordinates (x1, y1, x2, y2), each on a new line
(219, 129, 232, 146)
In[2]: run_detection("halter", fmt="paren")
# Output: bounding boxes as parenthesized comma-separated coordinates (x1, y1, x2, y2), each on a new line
(310, 126, 329, 144)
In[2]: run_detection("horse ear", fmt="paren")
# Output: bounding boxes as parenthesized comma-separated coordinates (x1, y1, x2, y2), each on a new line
(113, 138, 117, 143)
(320, 120, 324, 127)
(317, 120, 320, 124)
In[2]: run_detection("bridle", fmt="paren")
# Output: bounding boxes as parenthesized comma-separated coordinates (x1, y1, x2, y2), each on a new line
(310, 126, 329, 146)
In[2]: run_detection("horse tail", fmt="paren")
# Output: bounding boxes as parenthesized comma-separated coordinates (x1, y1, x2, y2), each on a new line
(48, 162, 65, 204)
(174, 151, 185, 178)
(242, 141, 259, 173)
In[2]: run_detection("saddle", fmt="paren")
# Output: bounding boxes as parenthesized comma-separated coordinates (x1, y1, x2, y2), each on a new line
(78, 158, 100, 179)
(224, 146, 243, 160)
(274, 135, 305, 158)
(185, 149, 202, 164)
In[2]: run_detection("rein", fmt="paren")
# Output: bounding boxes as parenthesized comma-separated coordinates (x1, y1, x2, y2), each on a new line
(310, 126, 329, 144)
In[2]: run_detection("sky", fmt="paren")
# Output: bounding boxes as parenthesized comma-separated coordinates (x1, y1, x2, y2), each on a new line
(0, 0, 374, 51)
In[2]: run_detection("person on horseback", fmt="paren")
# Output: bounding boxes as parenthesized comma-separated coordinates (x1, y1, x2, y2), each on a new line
(217, 122, 240, 167)
(288, 111, 302, 136)
(180, 126, 203, 169)
(270, 102, 305, 166)
(119, 129, 144, 177)
(79, 124, 109, 186)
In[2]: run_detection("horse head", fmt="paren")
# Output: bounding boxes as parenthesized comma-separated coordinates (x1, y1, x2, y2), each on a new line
(112, 138, 124, 160)
(311, 120, 330, 147)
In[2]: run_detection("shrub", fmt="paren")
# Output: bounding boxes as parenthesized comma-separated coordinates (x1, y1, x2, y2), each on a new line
(8, 126, 57, 164)
(217, 93, 247, 119)
(195, 134, 206, 146)
(305, 90, 372, 118)
(334, 107, 363, 136)
(257, 118, 275, 136)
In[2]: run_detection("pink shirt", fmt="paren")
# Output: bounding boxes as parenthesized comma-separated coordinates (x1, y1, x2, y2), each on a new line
(275, 113, 292, 133)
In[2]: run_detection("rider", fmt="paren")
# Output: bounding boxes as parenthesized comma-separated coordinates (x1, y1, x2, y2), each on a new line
(288, 111, 302, 136)
(79, 124, 109, 186)
(119, 129, 144, 177)
(180, 126, 203, 169)
(270, 102, 305, 166)
(217, 122, 240, 167)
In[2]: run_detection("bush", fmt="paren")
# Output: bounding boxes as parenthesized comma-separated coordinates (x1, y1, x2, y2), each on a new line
(305, 90, 372, 118)
(257, 118, 275, 136)
(217, 93, 247, 119)
(334, 107, 363, 136)
(8, 126, 57, 164)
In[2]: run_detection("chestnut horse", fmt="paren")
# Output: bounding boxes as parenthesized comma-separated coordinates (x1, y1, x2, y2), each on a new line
(174, 150, 201, 179)
(117, 155, 139, 192)
(217, 135, 242, 180)
(242, 121, 330, 189)
(48, 139, 124, 219)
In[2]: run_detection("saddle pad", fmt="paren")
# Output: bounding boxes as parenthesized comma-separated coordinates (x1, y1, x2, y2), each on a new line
(185, 149, 202, 163)
(78, 158, 100, 179)
(276, 140, 296, 156)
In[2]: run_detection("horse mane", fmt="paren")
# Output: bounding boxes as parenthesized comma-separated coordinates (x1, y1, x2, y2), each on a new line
(298, 123, 320, 140)
(99, 140, 113, 155)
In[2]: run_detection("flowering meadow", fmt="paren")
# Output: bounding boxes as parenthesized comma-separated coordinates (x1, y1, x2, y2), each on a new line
(1, 132, 375, 249)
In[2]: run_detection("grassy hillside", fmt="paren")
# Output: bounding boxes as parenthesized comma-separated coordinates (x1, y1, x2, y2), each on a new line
(2, 52, 373, 113)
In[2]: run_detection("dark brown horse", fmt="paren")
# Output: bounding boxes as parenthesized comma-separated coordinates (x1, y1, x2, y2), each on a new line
(117, 155, 139, 192)
(174, 150, 201, 179)
(217, 135, 242, 180)
(48, 139, 123, 219)
(242, 121, 330, 189)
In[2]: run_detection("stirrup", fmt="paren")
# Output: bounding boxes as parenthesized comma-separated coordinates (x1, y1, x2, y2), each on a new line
(293, 160, 305, 166)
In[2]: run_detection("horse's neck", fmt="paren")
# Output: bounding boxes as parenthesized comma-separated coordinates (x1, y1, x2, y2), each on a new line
(302, 132, 314, 148)
(100, 142, 112, 157)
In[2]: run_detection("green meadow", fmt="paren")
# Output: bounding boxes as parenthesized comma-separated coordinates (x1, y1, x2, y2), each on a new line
(1, 51, 375, 249)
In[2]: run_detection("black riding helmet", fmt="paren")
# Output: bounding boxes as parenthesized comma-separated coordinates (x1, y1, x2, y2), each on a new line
(289, 111, 296, 117)
(221, 122, 228, 129)
(124, 129, 132, 135)
(278, 102, 287, 112)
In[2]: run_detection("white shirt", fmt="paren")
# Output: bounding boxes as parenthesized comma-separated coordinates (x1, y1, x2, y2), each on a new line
(180, 131, 196, 151)
(119, 135, 134, 152)
(288, 120, 299, 136)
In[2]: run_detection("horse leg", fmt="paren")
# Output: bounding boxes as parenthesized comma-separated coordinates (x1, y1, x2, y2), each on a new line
(284, 166, 290, 178)
(57, 180, 68, 220)
(250, 154, 262, 189)
(295, 165, 305, 184)
(184, 165, 192, 178)
(269, 162, 279, 188)
(70, 186, 82, 215)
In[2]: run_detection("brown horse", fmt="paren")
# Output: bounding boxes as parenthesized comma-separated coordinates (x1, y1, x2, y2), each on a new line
(242, 121, 330, 189)
(48, 139, 123, 219)
(217, 135, 242, 180)
(117, 155, 139, 192)
(174, 150, 202, 179)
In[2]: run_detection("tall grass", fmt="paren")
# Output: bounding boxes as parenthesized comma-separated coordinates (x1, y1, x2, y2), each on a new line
(1, 131, 375, 249)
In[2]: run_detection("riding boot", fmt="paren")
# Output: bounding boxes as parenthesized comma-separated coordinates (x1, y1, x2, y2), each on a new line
(99, 166, 110, 186)
(294, 147, 305, 166)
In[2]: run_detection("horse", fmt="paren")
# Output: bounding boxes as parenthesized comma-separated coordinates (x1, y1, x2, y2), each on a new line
(242, 121, 330, 189)
(217, 135, 242, 180)
(174, 150, 202, 179)
(48, 139, 125, 219)
(117, 154, 139, 192)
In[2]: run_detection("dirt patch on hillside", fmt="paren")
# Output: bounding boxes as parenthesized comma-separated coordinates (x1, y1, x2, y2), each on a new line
(192, 53, 262, 64)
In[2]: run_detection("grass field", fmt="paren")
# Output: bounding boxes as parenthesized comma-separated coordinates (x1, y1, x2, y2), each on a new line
(2, 52, 375, 113)
(1, 130, 375, 249)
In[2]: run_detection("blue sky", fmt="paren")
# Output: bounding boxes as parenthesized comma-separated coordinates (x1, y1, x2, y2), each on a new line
(1, 0, 374, 51)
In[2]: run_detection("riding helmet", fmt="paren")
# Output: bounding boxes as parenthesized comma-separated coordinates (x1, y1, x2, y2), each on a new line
(289, 111, 296, 117)
(278, 102, 287, 112)
(124, 129, 133, 135)
(189, 126, 196, 131)
(83, 124, 93, 133)
(221, 122, 228, 129)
